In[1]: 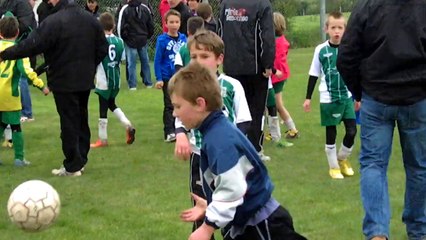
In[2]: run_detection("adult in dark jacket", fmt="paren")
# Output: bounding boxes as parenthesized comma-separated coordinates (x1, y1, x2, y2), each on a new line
(36, 0, 53, 24)
(117, 0, 154, 89)
(0, 0, 108, 176)
(84, 0, 99, 18)
(218, 0, 275, 160)
(336, 1, 426, 239)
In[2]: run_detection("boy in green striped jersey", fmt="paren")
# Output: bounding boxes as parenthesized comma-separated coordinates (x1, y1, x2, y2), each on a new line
(91, 12, 135, 148)
(303, 12, 359, 180)
(174, 30, 251, 236)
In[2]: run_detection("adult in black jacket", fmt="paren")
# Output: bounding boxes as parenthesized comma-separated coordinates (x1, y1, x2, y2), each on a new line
(218, 0, 275, 159)
(168, 0, 191, 35)
(337, 1, 426, 239)
(36, 0, 53, 24)
(0, 0, 108, 176)
(117, 0, 154, 89)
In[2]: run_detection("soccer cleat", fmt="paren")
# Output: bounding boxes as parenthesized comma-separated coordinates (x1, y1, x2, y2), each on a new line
(264, 133, 272, 141)
(164, 133, 176, 143)
(126, 127, 136, 144)
(338, 159, 354, 176)
(90, 139, 108, 148)
(258, 151, 271, 161)
(329, 168, 344, 179)
(285, 129, 299, 139)
(276, 140, 294, 148)
(51, 166, 82, 177)
(14, 159, 31, 167)
(2, 140, 13, 148)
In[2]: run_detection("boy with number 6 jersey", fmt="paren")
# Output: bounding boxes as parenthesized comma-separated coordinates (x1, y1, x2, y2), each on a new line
(91, 12, 136, 148)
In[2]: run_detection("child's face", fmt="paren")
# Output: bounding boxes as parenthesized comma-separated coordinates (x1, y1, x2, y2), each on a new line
(325, 17, 345, 44)
(171, 93, 203, 129)
(187, 0, 199, 11)
(167, 0, 180, 8)
(166, 15, 181, 34)
(189, 44, 223, 74)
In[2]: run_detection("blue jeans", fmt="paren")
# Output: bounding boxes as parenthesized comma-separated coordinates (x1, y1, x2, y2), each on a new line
(125, 44, 152, 88)
(360, 93, 426, 240)
(20, 75, 33, 118)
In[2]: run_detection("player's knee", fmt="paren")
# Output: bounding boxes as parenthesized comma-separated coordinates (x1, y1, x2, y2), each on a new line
(10, 124, 22, 132)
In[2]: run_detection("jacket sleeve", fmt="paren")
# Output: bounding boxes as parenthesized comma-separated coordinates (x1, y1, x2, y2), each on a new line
(154, 37, 163, 81)
(336, 0, 369, 101)
(258, 0, 275, 70)
(146, 9, 154, 39)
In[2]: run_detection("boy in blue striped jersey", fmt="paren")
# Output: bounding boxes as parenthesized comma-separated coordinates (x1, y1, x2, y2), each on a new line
(91, 12, 135, 148)
(170, 62, 306, 240)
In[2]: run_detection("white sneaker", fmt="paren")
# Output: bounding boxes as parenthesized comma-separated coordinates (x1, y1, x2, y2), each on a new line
(258, 151, 271, 161)
(129, 87, 137, 91)
(164, 133, 176, 143)
(52, 166, 82, 176)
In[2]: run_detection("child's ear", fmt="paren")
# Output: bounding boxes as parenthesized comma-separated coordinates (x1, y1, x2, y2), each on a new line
(195, 97, 207, 110)
(14, 29, 19, 39)
(216, 53, 224, 65)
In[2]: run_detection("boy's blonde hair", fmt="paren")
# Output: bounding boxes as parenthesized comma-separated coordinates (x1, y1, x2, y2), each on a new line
(0, 16, 18, 39)
(168, 62, 222, 112)
(99, 12, 115, 31)
(165, 9, 181, 23)
(273, 12, 286, 36)
(325, 11, 345, 28)
(187, 29, 224, 57)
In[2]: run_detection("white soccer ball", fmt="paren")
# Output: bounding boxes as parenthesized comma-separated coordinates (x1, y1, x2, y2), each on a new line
(7, 180, 61, 232)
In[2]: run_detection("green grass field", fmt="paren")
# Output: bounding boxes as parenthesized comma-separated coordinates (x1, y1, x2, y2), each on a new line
(0, 47, 408, 240)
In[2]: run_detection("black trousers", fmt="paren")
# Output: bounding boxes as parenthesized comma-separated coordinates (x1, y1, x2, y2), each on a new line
(162, 81, 175, 138)
(229, 74, 268, 152)
(223, 206, 307, 240)
(53, 90, 91, 172)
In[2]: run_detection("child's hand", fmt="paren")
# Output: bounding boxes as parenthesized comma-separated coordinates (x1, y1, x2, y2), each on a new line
(303, 99, 311, 112)
(155, 81, 164, 89)
(354, 101, 361, 111)
(275, 69, 284, 79)
(180, 193, 207, 222)
(262, 68, 272, 78)
(42, 87, 50, 96)
(175, 132, 191, 160)
(188, 224, 215, 240)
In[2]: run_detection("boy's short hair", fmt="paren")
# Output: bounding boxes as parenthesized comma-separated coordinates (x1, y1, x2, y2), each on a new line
(325, 11, 345, 27)
(187, 16, 204, 36)
(99, 12, 115, 31)
(169, 62, 222, 112)
(0, 16, 19, 39)
(187, 29, 224, 57)
(273, 12, 286, 36)
(165, 9, 181, 22)
(196, 3, 212, 20)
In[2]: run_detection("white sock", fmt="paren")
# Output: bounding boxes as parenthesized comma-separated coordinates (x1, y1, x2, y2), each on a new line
(98, 118, 108, 140)
(325, 144, 339, 169)
(285, 118, 296, 131)
(268, 116, 281, 141)
(113, 108, 131, 128)
(4, 125, 12, 140)
(338, 143, 353, 160)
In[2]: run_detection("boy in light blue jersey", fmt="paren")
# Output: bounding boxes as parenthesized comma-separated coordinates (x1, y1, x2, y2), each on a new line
(170, 62, 306, 240)
(303, 12, 358, 179)
(154, 9, 187, 142)
(174, 30, 251, 237)
(91, 12, 135, 148)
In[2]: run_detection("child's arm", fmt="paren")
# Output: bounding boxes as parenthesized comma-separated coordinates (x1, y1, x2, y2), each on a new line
(154, 37, 164, 89)
(17, 58, 49, 95)
(174, 117, 191, 160)
(304, 47, 321, 112)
